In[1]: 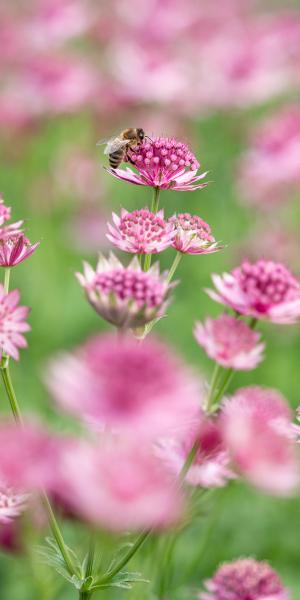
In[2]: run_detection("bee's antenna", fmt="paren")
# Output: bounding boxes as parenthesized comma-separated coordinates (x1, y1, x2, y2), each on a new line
(145, 135, 154, 143)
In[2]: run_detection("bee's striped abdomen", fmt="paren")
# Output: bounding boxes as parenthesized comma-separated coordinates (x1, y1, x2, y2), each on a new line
(109, 149, 125, 169)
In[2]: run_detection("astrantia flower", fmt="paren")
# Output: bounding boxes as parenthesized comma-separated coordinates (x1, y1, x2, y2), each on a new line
(107, 207, 175, 254)
(200, 558, 289, 600)
(158, 415, 235, 488)
(0, 286, 30, 360)
(222, 386, 299, 495)
(58, 438, 183, 531)
(105, 136, 208, 191)
(47, 333, 200, 438)
(0, 232, 39, 267)
(207, 260, 300, 324)
(194, 314, 265, 370)
(0, 484, 28, 524)
(168, 213, 220, 254)
(76, 253, 173, 328)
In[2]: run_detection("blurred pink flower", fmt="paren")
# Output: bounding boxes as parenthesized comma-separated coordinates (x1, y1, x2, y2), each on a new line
(57, 438, 183, 531)
(0, 422, 59, 491)
(46, 333, 200, 438)
(0, 232, 39, 267)
(158, 415, 235, 488)
(200, 558, 289, 600)
(238, 105, 300, 208)
(207, 260, 300, 324)
(222, 386, 299, 495)
(0, 286, 30, 360)
(76, 253, 172, 329)
(24, 0, 94, 50)
(168, 213, 220, 255)
(106, 137, 208, 191)
(194, 314, 265, 370)
(107, 208, 175, 254)
(0, 485, 28, 525)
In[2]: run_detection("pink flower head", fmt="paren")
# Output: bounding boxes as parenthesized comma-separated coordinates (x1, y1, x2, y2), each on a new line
(0, 197, 11, 227)
(0, 484, 28, 525)
(194, 314, 265, 370)
(158, 414, 235, 488)
(0, 286, 30, 360)
(168, 213, 220, 255)
(0, 231, 39, 268)
(207, 260, 300, 324)
(200, 558, 289, 600)
(105, 136, 208, 191)
(76, 253, 173, 329)
(47, 333, 200, 438)
(57, 438, 183, 531)
(0, 422, 59, 492)
(107, 207, 175, 254)
(222, 386, 299, 495)
(238, 105, 300, 209)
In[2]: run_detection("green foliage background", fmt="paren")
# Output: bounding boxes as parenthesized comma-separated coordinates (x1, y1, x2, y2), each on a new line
(0, 109, 300, 599)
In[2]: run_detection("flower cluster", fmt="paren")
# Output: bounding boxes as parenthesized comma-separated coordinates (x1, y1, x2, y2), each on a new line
(0, 197, 39, 268)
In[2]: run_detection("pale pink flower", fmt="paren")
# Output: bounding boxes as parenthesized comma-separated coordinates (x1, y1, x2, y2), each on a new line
(194, 314, 265, 370)
(200, 558, 289, 600)
(158, 415, 235, 488)
(0, 286, 30, 360)
(107, 208, 175, 254)
(0, 484, 28, 524)
(0, 422, 59, 491)
(105, 137, 208, 191)
(76, 253, 173, 329)
(0, 197, 11, 226)
(0, 232, 39, 268)
(222, 386, 299, 495)
(238, 105, 300, 208)
(46, 333, 200, 438)
(168, 213, 220, 255)
(57, 438, 183, 531)
(207, 260, 300, 324)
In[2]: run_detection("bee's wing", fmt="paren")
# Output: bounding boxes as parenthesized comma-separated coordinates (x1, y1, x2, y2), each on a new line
(96, 136, 129, 155)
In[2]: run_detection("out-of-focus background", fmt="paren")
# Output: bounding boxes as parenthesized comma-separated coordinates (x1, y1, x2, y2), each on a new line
(1, 1, 300, 598)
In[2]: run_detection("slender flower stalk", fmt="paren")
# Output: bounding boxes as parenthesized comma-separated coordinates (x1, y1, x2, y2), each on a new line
(143, 187, 161, 271)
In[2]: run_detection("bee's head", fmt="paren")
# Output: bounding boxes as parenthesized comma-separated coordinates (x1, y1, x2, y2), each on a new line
(136, 128, 145, 141)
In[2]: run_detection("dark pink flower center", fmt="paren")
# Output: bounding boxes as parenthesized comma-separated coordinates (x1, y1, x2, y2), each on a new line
(128, 137, 199, 178)
(234, 260, 300, 311)
(94, 268, 165, 308)
(170, 213, 214, 243)
(119, 209, 169, 244)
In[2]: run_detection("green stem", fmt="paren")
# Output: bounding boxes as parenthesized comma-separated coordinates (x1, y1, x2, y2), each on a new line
(4, 267, 11, 293)
(42, 494, 78, 577)
(205, 362, 223, 412)
(167, 252, 182, 283)
(143, 187, 161, 272)
(0, 362, 23, 423)
(212, 368, 234, 408)
(95, 530, 150, 586)
(79, 592, 92, 600)
(179, 439, 199, 483)
(85, 533, 96, 579)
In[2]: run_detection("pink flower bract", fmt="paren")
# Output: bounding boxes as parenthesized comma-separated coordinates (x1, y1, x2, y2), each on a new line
(58, 438, 183, 531)
(222, 386, 299, 495)
(0, 286, 30, 360)
(169, 213, 220, 254)
(105, 136, 208, 191)
(107, 207, 175, 254)
(76, 253, 173, 328)
(194, 314, 265, 370)
(0, 485, 28, 524)
(207, 260, 300, 324)
(47, 333, 200, 438)
(0, 232, 39, 267)
(200, 558, 289, 600)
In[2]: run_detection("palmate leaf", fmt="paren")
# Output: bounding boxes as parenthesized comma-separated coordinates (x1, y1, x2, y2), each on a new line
(35, 537, 84, 588)
(91, 570, 149, 591)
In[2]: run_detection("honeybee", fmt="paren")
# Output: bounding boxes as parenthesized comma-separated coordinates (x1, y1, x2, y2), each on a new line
(97, 128, 147, 169)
